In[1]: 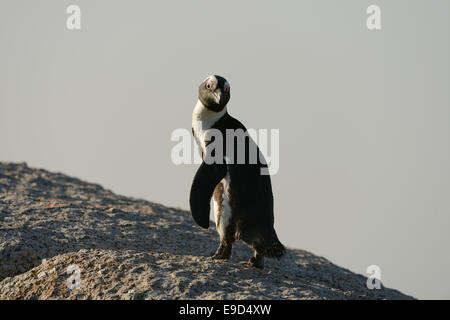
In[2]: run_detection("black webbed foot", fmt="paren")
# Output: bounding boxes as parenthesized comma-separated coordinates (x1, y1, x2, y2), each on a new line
(248, 253, 264, 269)
(211, 243, 232, 260)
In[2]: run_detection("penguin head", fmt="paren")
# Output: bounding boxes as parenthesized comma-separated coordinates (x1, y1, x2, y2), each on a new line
(198, 75, 230, 112)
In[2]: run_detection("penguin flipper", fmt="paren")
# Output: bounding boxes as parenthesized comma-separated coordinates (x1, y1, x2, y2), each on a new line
(189, 161, 227, 229)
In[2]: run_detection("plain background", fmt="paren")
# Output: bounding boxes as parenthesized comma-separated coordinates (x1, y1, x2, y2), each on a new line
(1, 0, 449, 299)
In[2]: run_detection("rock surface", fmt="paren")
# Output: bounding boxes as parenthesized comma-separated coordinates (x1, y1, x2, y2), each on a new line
(0, 162, 414, 299)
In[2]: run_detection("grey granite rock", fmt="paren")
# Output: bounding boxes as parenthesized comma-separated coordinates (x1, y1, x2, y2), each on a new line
(0, 162, 415, 299)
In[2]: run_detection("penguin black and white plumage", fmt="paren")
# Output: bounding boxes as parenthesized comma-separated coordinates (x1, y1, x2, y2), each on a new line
(190, 75, 285, 269)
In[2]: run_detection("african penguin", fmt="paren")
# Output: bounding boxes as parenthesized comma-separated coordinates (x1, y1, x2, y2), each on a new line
(190, 75, 285, 269)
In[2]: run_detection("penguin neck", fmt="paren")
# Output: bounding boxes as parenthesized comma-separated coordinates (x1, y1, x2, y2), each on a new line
(192, 99, 227, 128)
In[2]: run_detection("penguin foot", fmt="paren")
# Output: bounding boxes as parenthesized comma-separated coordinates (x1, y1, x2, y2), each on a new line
(211, 252, 231, 260)
(248, 254, 264, 269)
(211, 243, 232, 260)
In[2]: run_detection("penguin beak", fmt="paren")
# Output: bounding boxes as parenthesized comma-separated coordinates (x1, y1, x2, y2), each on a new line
(213, 90, 222, 104)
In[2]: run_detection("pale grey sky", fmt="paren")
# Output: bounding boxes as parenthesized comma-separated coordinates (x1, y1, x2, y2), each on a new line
(1, 0, 449, 299)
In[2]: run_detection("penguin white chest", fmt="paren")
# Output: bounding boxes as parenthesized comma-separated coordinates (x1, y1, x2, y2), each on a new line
(192, 100, 226, 156)
(213, 172, 232, 238)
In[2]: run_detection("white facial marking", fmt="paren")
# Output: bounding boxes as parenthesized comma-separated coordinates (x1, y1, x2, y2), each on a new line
(213, 90, 222, 104)
(203, 75, 217, 85)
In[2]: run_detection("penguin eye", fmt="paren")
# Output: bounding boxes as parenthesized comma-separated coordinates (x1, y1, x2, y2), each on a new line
(206, 81, 216, 90)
